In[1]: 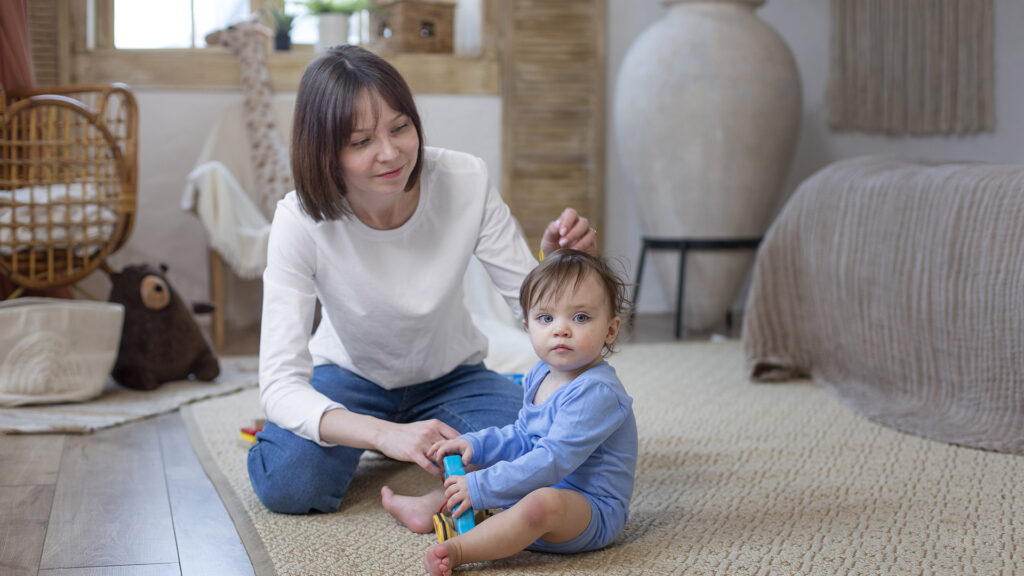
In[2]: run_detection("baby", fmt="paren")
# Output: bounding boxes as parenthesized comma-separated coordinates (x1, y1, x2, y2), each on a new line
(383, 249, 638, 575)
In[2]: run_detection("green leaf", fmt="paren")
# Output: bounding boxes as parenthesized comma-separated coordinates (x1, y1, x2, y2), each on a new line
(300, 0, 367, 15)
(267, 5, 297, 32)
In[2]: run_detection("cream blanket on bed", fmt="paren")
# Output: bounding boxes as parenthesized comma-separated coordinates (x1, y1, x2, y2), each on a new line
(743, 155, 1024, 455)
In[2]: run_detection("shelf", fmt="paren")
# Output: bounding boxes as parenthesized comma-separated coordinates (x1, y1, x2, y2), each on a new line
(70, 47, 499, 95)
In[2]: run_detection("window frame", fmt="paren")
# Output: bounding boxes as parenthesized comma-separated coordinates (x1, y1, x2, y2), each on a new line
(51, 0, 499, 95)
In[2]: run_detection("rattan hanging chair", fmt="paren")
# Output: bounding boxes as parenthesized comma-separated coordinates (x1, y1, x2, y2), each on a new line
(0, 83, 138, 299)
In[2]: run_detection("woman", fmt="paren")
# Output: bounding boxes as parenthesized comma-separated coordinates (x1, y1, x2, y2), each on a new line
(248, 44, 597, 515)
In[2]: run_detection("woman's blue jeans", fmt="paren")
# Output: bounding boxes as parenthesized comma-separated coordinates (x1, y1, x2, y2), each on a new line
(247, 362, 522, 514)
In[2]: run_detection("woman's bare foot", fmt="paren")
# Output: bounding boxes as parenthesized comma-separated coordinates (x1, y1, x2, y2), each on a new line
(423, 543, 452, 576)
(381, 486, 438, 534)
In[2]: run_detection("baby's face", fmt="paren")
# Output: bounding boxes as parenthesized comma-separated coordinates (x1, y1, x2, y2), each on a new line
(525, 272, 620, 377)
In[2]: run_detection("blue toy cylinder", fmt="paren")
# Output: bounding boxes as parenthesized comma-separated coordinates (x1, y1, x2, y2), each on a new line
(443, 455, 476, 534)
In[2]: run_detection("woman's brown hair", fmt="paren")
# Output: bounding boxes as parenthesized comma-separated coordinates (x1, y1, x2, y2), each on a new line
(290, 44, 425, 221)
(519, 249, 631, 356)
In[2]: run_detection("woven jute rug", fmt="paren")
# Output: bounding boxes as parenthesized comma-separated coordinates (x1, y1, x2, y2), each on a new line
(0, 356, 258, 434)
(182, 341, 1024, 575)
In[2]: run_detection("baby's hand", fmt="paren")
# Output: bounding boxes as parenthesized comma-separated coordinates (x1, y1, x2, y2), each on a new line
(443, 475, 472, 518)
(428, 437, 473, 467)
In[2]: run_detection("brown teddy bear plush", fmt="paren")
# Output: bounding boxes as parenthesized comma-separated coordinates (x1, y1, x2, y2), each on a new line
(108, 263, 220, 390)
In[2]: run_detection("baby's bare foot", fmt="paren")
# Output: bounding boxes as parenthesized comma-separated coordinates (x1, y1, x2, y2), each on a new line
(423, 543, 452, 576)
(381, 486, 436, 534)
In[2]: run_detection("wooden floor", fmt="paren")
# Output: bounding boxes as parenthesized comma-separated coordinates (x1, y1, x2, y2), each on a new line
(0, 313, 738, 575)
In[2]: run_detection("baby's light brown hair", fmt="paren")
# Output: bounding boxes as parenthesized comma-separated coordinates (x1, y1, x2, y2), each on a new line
(519, 249, 630, 356)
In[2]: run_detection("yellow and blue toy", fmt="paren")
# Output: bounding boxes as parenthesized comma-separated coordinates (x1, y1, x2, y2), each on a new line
(432, 455, 476, 542)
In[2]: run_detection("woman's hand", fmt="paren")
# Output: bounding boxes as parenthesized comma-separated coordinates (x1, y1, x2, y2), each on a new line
(318, 409, 465, 476)
(443, 475, 473, 518)
(375, 419, 461, 476)
(541, 207, 598, 256)
(320, 409, 461, 477)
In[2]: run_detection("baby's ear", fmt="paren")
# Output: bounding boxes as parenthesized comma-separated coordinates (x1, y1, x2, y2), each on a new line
(522, 320, 529, 332)
(606, 316, 622, 343)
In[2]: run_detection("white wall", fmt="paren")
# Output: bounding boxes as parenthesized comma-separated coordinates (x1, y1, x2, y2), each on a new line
(86, 0, 1024, 319)
(606, 0, 1024, 313)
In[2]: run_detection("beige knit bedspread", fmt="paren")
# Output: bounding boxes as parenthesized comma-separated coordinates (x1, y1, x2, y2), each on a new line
(743, 155, 1024, 455)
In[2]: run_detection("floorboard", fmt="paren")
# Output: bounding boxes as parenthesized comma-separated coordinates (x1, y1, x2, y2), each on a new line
(37, 564, 181, 576)
(39, 419, 179, 570)
(0, 486, 52, 575)
(156, 413, 254, 576)
(0, 434, 64, 486)
(0, 517, 48, 576)
(0, 435, 63, 576)
(0, 484, 53, 521)
(0, 485, 53, 573)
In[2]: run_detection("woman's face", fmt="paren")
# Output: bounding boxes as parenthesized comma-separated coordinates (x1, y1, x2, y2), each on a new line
(339, 89, 420, 208)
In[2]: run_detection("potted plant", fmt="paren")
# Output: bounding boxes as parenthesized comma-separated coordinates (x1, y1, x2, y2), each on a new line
(267, 4, 297, 51)
(302, 0, 367, 51)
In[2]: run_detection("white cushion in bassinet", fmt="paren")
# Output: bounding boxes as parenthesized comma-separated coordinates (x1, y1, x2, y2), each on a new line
(0, 297, 124, 407)
(0, 183, 118, 255)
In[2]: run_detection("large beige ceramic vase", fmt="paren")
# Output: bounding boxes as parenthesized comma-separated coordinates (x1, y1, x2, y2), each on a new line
(614, 0, 800, 330)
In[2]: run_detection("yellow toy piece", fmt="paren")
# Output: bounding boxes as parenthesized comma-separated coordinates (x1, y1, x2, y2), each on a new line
(432, 509, 498, 543)
(432, 512, 455, 543)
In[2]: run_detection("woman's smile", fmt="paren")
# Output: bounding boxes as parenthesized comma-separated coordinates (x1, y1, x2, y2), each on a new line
(377, 166, 405, 179)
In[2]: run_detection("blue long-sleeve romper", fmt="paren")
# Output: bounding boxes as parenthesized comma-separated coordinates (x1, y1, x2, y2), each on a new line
(462, 360, 638, 553)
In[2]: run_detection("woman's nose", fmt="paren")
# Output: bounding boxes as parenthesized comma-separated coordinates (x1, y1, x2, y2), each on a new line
(377, 136, 398, 160)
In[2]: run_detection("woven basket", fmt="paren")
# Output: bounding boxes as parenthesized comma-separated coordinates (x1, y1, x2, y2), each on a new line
(0, 84, 138, 296)
(0, 297, 124, 406)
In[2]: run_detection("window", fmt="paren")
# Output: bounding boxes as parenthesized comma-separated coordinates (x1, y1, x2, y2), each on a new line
(33, 0, 497, 93)
(111, 0, 478, 52)
(113, 0, 251, 49)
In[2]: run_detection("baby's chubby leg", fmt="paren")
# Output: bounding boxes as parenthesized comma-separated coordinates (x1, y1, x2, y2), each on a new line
(426, 487, 592, 571)
(381, 486, 446, 534)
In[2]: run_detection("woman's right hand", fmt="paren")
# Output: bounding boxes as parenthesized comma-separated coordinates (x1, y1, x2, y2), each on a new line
(375, 419, 461, 477)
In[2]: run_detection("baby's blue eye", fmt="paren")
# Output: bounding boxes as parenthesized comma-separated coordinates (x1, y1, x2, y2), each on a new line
(537, 314, 553, 324)
(573, 313, 589, 323)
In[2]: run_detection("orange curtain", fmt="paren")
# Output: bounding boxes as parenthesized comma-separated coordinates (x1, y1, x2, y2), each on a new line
(0, 0, 36, 90)
(0, 1, 72, 299)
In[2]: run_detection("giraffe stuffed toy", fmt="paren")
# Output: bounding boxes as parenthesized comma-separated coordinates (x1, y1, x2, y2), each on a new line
(205, 16, 294, 220)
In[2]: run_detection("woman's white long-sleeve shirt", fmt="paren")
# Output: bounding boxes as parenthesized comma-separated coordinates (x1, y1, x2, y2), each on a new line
(259, 147, 538, 446)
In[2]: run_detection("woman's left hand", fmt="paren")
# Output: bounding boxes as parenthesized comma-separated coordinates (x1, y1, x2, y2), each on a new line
(540, 207, 598, 257)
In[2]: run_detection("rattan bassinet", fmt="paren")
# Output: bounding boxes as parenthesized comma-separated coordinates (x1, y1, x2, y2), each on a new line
(0, 83, 138, 298)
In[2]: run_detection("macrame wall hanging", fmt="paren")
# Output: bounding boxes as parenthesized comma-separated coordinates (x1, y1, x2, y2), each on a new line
(828, 0, 995, 135)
